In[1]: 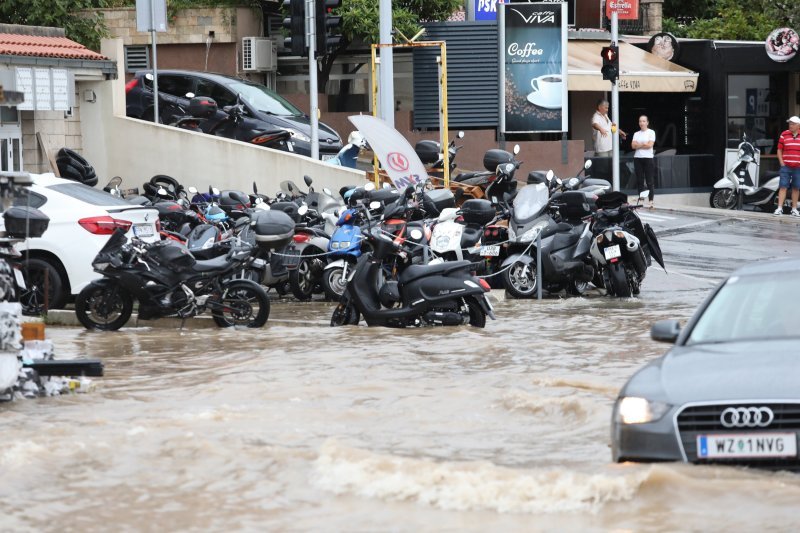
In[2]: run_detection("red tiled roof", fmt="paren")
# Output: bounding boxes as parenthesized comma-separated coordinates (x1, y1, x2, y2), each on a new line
(0, 33, 107, 60)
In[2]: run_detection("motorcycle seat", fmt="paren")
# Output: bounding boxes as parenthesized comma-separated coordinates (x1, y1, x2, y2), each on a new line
(399, 259, 472, 285)
(297, 226, 330, 239)
(460, 226, 483, 248)
(453, 171, 492, 183)
(551, 231, 581, 251)
(192, 254, 231, 273)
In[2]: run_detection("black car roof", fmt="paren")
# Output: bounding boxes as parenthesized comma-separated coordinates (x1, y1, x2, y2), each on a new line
(731, 257, 800, 277)
(137, 69, 250, 86)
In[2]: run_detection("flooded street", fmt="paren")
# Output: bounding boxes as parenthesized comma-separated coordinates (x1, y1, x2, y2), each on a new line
(3, 213, 800, 531)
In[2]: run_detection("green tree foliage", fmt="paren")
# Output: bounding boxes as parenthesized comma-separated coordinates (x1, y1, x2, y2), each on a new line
(663, 0, 799, 40)
(0, 0, 109, 50)
(339, 0, 461, 44)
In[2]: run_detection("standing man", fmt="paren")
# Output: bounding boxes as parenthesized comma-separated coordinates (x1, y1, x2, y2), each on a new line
(632, 114, 657, 208)
(591, 99, 626, 157)
(774, 115, 800, 216)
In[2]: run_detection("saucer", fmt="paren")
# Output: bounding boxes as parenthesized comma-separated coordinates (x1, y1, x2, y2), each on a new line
(526, 90, 561, 109)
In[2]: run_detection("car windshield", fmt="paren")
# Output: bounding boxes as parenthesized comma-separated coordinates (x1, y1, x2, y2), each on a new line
(47, 183, 134, 206)
(225, 80, 303, 117)
(686, 271, 800, 344)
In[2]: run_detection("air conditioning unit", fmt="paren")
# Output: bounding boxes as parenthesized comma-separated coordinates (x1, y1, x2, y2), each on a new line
(242, 37, 277, 72)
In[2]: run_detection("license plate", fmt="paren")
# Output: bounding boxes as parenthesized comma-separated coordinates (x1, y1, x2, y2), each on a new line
(604, 244, 621, 260)
(133, 224, 154, 237)
(321, 154, 336, 161)
(480, 245, 500, 257)
(13, 267, 25, 290)
(283, 249, 301, 268)
(696, 432, 797, 459)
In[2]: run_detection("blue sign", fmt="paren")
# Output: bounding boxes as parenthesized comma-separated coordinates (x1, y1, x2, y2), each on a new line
(475, 0, 499, 21)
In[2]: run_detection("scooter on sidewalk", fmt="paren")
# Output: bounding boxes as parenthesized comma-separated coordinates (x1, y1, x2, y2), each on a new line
(710, 134, 781, 212)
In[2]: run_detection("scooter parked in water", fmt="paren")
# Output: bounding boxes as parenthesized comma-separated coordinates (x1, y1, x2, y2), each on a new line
(710, 134, 781, 211)
(330, 204, 495, 328)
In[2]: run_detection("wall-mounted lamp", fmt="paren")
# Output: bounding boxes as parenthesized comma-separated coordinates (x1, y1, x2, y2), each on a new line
(84, 89, 96, 103)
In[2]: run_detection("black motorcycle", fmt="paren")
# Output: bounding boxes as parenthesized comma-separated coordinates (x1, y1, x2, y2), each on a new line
(331, 204, 495, 328)
(75, 230, 271, 330)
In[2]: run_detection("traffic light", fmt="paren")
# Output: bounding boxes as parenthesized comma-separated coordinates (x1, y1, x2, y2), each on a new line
(601, 45, 619, 82)
(316, 0, 343, 55)
(283, 0, 306, 57)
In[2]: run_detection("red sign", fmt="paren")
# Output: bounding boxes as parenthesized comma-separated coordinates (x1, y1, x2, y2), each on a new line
(387, 152, 410, 172)
(606, 0, 639, 20)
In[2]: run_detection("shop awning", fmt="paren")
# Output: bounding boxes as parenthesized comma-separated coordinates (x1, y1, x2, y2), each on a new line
(568, 41, 698, 92)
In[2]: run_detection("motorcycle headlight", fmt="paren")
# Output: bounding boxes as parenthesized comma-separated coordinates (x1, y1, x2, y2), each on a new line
(331, 242, 340, 249)
(520, 222, 548, 243)
(339, 241, 350, 248)
(287, 128, 311, 142)
(93, 262, 109, 271)
(615, 397, 671, 425)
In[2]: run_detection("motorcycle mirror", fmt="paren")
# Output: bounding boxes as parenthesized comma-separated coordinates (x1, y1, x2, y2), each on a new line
(513, 144, 521, 155)
(145, 73, 154, 81)
(491, 196, 499, 204)
(322, 187, 333, 197)
(364, 182, 376, 191)
(286, 182, 295, 192)
(584, 159, 593, 169)
(567, 177, 579, 188)
(546, 169, 555, 181)
(188, 186, 198, 195)
(369, 201, 381, 210)
(212, 187, 220, 196)
(253, 181, 258, 194)
(304, 175, 313, 187)
(185, 92, 195, 98)
(410, 229, 423, 240)
(457, 131, 465, 139)
(157, 187, 168, 196)
(298, 204, 309, 216)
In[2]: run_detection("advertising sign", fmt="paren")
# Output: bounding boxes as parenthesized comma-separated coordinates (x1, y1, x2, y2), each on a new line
(499, 2, 568, 133)
(475, 0, 575, 27)
(348, 115, 429, 190)
(765, 27, 799, 63)
(605, 0, 639, 20)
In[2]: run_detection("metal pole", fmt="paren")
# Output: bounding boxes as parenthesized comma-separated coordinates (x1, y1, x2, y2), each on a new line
(438, 48, 450, 188)
(371, 46, 380, 187)
(307, 0, 319, 160)
(150, 0, 159, 124)
(536, 232, 542, 301)
(611, 11, 619, 191)
(379, 0, 394, 127)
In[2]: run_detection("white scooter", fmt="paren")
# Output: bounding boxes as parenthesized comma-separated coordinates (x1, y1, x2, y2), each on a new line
(710, 134, 781, 211)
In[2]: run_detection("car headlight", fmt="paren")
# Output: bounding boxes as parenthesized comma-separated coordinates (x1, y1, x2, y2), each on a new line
(287, 128, 311, 142)
(616, 397, 671, 424)
(520, 222, 548, 243)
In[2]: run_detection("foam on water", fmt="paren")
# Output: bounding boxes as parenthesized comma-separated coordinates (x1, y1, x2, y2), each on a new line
(500, 390, 600, 421)
(312, 439, 650, 514)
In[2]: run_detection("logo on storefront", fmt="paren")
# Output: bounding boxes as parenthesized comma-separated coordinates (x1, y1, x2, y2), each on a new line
(387, 152, 409, 172)
(510, 8, 555, 24)
(765, 27, 799, 63)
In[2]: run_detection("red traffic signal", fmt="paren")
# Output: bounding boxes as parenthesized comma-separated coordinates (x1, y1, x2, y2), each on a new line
(601, 45, 619, 82)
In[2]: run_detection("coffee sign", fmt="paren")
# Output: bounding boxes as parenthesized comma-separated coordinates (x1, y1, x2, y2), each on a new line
(499, 2, 568, 133)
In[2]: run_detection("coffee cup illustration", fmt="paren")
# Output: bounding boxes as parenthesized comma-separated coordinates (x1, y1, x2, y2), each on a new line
(530, 74, 563, 107)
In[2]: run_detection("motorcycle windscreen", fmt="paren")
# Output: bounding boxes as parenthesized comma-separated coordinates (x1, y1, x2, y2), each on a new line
(512, 184, 549, 223)
(644, 223, 666, 271)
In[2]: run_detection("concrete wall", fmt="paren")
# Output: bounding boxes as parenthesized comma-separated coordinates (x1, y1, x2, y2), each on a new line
(20, 103, 84, 174)
(77, 39, 362, 196)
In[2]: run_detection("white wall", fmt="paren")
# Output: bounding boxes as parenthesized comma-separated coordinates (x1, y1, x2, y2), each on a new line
(78, 39, 363, 195)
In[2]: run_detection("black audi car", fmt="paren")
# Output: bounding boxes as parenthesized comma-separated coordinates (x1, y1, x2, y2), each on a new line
(612, 258, 800, 472)
(125, 69, 342, 159)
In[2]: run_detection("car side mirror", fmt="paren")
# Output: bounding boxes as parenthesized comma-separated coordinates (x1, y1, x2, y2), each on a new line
(651, 319, 681, 343)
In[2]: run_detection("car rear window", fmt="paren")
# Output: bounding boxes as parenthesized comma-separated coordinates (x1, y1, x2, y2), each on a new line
(47, 183, 134, 206)
(12, 190, 47, 208)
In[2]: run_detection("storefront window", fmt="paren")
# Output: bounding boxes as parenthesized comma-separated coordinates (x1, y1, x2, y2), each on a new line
(726, 74, 787, 154)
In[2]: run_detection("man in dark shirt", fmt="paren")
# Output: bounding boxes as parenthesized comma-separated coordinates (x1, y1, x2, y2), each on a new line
(774, 115, 800, 216)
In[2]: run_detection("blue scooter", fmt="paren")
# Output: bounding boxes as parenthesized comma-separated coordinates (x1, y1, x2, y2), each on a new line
(321, 207, 365, 300)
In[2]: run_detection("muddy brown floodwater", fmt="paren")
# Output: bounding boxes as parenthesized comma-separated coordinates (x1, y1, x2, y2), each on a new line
(3, 219, 800, 531)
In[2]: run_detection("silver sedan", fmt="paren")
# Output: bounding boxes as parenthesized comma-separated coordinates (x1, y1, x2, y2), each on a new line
(612, 258, 800, 472)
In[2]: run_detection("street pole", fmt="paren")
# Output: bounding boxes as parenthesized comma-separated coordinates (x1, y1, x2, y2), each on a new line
(150, 0, 159, 124)
(611, 11, 619, 191)
(307, 0, 319, 160)
(379, 0, 394, 127)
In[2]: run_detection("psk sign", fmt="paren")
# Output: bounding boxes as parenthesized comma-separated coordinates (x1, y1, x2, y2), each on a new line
(475, 0, 498, 21)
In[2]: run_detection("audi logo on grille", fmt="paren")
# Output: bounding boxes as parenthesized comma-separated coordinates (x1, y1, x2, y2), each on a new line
(720, 406, 774, 428)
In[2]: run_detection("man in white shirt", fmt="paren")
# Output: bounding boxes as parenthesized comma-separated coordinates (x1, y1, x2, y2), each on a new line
(591, 99, 626, 157)
(631, 115, 657, 208)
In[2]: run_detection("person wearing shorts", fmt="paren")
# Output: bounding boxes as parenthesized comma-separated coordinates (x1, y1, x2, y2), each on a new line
(774, 115, 800, 216)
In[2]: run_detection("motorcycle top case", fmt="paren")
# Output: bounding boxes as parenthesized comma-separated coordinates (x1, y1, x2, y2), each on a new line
(2, 206, 50, 238)
(187, 96, 218, 119)
(422, 188, 456, 216)
(147, 241, 196, 272)
(269, 201, 301, 222)
(415, 140, 440, 165)
(252, 210, 295, 250)
(483, 149, 514, 172)
(459, 199, 495, 225)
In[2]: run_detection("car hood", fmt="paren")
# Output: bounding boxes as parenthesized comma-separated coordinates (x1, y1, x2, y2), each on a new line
(658, 340, 800, 403)
(260, 113, 341, 146)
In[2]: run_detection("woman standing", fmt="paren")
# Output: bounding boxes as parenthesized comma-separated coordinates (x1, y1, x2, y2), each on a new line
(631, 115, 656, 208)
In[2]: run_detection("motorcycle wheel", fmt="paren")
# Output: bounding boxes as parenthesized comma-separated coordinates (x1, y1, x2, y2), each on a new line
(289, 256, 322, 301)
(212, 279, 270, 328)
(322, 266, 347, 301)
(607, 263, 632, 298)
(710, 189, 737, 209)
(502, 261, 537, 299)
(330, 300, 360, 326)
(461, 296, 486, 328)
(75, 282, 134, 331)
(566, 279, 589, 296)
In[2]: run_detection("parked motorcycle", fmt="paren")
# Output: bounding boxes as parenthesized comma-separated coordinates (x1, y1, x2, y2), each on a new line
(589, 190, 665, 297)
(710, 134, 782, 211)
(75, 229, 273, 330)
(330, 204, 495, 328)
(327, 131, 367, 168)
